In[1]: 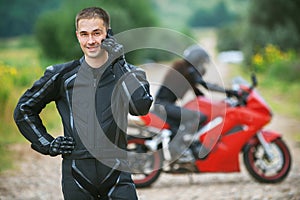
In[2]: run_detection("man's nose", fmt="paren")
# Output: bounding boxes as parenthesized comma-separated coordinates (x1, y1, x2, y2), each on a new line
(87, 35, 96, 43)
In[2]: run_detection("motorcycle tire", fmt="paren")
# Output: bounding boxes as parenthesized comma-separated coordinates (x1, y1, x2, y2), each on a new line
(127, 137, 162, 188)
(243, 138, 291, 183)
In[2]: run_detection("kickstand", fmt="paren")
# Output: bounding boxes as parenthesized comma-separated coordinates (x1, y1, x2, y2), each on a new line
(188, 173, 194, 185)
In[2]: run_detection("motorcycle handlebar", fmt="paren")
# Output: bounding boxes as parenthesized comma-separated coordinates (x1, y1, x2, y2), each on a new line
(225, 89, 239, 98)
(226, 74, 258, 106)
(225, 89, 248, 106)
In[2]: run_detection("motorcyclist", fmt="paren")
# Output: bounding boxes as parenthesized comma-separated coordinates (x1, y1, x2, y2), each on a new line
(14, 7, 152, 200)
(154, 44, 226, 162)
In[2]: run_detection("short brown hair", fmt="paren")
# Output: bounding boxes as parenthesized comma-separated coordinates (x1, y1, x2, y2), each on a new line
(75, 7, 110, 30)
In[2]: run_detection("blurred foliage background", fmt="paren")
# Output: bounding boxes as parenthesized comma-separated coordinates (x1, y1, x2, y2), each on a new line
(0, 0, 299, 172)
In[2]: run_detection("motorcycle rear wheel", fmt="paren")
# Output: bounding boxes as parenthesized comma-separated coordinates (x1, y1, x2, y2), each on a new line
(127, 137, 162, 188)
(243, 138, 291, 183)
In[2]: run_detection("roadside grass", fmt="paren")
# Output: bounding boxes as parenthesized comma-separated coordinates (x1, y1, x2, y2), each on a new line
(0, 36, 61, 173)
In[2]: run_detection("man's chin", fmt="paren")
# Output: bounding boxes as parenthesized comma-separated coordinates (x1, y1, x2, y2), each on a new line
(86, 52, 99, 58)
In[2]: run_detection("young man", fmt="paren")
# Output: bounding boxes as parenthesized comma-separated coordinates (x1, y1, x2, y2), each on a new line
(14, 7, 153, 200)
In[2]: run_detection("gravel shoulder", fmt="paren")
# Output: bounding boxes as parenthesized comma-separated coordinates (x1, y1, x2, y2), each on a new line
(0, 114, 299, 200)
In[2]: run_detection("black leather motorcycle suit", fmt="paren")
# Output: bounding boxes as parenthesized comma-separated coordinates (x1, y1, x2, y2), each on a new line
(14, 56, 153, 199)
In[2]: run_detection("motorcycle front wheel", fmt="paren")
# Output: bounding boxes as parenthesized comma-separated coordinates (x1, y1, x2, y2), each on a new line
(127, 137, 163, 188)
(243, 138, 291, 183)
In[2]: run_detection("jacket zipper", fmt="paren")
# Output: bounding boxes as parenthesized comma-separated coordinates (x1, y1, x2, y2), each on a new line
(94, 78, 97, 88)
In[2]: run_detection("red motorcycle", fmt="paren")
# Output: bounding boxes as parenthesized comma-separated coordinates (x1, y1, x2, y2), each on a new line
(126, 74, 292, 188)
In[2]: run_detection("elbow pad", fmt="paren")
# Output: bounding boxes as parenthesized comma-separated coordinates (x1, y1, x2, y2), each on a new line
(129, 87, 153, 115)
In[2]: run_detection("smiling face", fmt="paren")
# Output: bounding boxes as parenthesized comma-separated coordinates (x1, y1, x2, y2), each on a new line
(76, 18, 108, 66)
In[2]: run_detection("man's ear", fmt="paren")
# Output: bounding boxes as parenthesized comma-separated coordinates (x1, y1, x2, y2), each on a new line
(75, 31, 80, 42)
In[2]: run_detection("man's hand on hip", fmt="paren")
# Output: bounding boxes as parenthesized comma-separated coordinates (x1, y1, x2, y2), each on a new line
(49, 136, 75, 156)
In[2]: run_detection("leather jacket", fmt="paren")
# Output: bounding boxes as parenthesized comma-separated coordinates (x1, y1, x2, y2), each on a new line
(14, 57, 153, 160)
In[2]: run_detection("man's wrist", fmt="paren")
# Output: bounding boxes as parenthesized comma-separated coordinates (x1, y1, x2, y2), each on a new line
(31, 143, 51, 155)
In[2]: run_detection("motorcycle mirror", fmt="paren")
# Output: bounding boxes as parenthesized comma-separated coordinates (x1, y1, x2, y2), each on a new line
(251, 73, 258, 88)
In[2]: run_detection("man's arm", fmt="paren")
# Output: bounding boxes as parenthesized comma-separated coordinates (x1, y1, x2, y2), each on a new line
(188, 65, 226, 93)
(101, 37, 153, 116)
(119, 63, 153, 116)
(13, 66, 74, 156)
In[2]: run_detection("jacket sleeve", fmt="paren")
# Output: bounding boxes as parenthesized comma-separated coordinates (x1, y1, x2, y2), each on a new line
(13, 66, 60, 155)
(116, 61, 153, 116)
(187, 65, 225, 93)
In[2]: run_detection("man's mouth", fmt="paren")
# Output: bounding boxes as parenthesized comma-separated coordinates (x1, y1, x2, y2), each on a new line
(87, 46, 99, 51)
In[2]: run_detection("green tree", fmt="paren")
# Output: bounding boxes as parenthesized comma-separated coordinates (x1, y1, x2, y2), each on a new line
(189, 2, 236, 27)
(0, 0, 60, 37)
(243, 0, 300, 63)
(216, 22, 245, 51)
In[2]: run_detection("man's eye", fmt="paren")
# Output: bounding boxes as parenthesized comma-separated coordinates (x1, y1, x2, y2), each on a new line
(94, 32, 101, 36)
(81, 33, 88, 37)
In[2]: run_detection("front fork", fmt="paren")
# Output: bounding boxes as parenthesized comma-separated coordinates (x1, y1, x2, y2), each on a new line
(256, 131, 275, 161)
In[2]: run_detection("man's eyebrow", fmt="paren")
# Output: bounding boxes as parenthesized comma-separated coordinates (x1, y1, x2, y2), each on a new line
(92, 29, 103, 32)
(79, 29, 104, 33)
